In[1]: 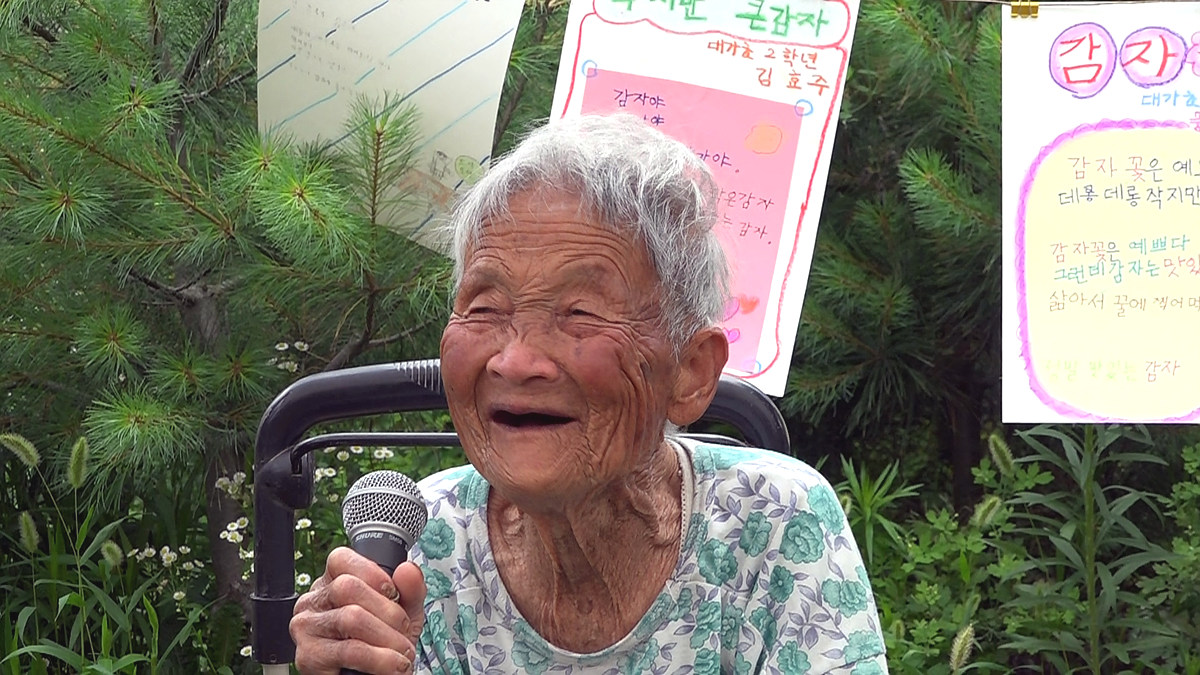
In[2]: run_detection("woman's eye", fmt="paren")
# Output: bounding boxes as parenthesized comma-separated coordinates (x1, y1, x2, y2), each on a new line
(467, 305, 497, 316)
(569, 308, 595, 318)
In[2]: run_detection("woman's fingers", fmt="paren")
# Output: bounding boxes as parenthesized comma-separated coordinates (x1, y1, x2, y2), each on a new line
(392, 562, 427, 638)
(290, 547, 424, 674)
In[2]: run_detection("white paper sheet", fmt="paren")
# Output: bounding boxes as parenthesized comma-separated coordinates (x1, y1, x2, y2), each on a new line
(257, 0, 523, 240)
(1003, 3, 1200, 422)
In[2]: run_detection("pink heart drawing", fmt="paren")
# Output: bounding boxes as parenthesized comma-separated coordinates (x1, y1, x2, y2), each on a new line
(723, 298, 740, 321)
(724, 327, 741, 343)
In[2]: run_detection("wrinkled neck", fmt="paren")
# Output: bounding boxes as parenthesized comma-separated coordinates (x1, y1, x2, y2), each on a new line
(488, 441, 685, 651)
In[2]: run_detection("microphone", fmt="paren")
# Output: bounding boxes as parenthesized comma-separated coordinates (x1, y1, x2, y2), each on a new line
(341, 470, 428, 574)
(340, 470, 428, 675)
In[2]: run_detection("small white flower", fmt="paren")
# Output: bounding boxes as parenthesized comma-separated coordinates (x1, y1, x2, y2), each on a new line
(294, 550, 303, 560)
(142, 547, 156, 558)
(173, 590, 186, 601)
(194, 560, 204, 568)
(296, 573, 312, 586)
(161, 551, 178, 566)
(336, 451, 349, 461)
(226, 521, 239, 531)
(293, 341, 309, 352)
(229, 531, 244, 544)
(160, 546, 172, 557)
(215, 476, 231, 491)
(239, 548, 253, 560)
(178, 545, 191, 555)
(126, 548, 137, 558)
(182, 561, 195, 571)
(350, 445, 364, 455)
(274, 342, 289, 351)
(373, 448, 394, 459)
(219, 530, 230, 541)
(322, 467, 337, 478)
(240, 645, 252, 657)
(296, 518, 312, 530)
(328, 494, 339, 502)
(236, 517, 249, 529)
(323, 447, 336, 454)
(233, 472, 246, 485)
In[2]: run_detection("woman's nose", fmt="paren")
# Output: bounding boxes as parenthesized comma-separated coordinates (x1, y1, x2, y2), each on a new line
(486, 320, 558, 383)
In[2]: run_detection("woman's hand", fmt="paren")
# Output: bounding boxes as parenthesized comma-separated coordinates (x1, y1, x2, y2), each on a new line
(290, 546, 426, 674)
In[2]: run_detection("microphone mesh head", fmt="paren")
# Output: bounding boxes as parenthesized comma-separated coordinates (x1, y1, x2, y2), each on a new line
(342, 471, 428, 545)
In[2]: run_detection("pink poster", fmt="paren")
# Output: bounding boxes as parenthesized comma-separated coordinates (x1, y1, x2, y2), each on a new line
(580, 71, 801, 373)
(551, 0, 860, 395)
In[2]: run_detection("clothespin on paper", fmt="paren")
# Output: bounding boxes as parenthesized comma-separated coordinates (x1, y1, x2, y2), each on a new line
(1011, 0, 1039, 19)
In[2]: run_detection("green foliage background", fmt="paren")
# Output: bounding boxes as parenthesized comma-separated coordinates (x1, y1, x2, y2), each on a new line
(1, 0, 1198, 672)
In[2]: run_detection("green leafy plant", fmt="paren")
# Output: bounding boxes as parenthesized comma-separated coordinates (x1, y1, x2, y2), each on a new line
(997, 425, 1178, 673)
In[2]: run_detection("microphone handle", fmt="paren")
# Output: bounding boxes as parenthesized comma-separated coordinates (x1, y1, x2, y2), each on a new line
(339, 538, 409, 675)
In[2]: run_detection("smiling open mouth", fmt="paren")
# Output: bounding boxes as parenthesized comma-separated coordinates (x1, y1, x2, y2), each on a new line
(492, 410, 574, 428)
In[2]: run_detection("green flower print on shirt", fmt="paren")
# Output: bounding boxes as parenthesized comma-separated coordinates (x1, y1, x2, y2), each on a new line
(807, 484, 845, 534)
(511, 621, 552, 675)
(455, 472, 488, 510)
(734, 651, 752, 675)
(671, 586, 694, 620)
(720, 605, 744, 650)
(692, 601, 721, 648)
(822, 579, 869, 615)
(739, 511, 772, 556)
(622, 637, 659, 674)
(633, 592, 675, 640)
(698, 538, 737, 585)
(424, 610, 451, 657)
(768, 565, 795, 603)
(455, 603, 477, 642)
(695, 648, 721, 675)
(851, 661, 886, 675)
(424, 568, 452, 601)
(777, 642, 812, 674)
(419, 518, 455, 560)
(780, 511, 825, 564)
(749, 606, 778, 649)
(844, 630, 885, 662)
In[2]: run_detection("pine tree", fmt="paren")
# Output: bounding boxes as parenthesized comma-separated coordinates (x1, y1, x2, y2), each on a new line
(783, 0, 1002, 510)
(0, 0, 451, 620)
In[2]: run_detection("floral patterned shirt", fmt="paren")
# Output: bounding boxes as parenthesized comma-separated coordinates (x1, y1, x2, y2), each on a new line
(410, 439, 888, 674)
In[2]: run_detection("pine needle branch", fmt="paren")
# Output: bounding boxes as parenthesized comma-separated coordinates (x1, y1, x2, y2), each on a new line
(494, 1, 553, 148)
(179, 68, 252, 104)
(324, 289, 378, 371)
(0, 100, 235, 235)
(148, 0, 171, 83)
(22, 18, 57, 44)
(366, 318, 438, 349)
(3, 373, 90, 401)
(126, 268, 183, 301)
(180, 0, 230, 87)
(0, 48, 67, 85)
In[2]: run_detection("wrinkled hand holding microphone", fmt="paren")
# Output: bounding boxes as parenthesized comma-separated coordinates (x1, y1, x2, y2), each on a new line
(290, 471, 429, 675)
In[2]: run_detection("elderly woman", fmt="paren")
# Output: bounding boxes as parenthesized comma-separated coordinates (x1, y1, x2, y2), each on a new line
(290, 114, 887, 674)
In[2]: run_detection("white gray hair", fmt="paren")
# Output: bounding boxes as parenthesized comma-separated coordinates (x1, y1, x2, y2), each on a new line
(447, 114, 731, 349)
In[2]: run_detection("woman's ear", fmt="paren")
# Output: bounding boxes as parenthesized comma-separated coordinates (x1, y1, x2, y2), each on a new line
(667, 327, 730, 426)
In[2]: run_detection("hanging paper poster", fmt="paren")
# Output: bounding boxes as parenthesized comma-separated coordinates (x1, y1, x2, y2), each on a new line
(1003, 2, 1200, 423)
(551, 0, 860, 397)
(257, 0, 523, 239)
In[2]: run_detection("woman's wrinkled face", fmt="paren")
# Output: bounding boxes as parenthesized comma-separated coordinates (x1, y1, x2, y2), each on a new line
(440, 191, 680, 510)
